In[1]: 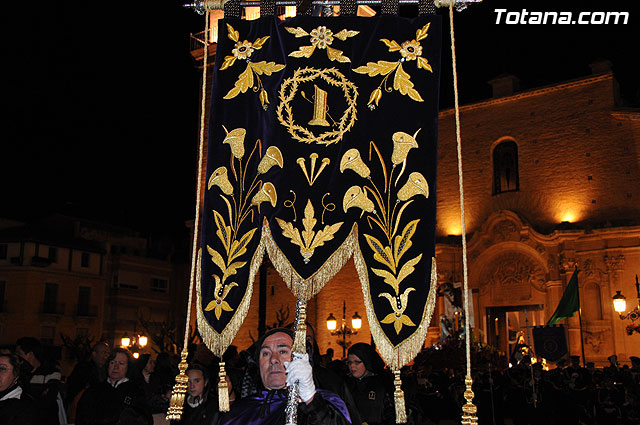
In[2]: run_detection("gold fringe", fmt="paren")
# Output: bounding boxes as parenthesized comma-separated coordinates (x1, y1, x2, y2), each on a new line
(262, 219, 358, 302)
(218, 362, 230, 412)
(353, 232, 438, 369)
(166, 349, 189, 420)
(393, 369, 407, 424)
(293, 301, 308, 353)
(197, 235, 266, 357)
(461, 375, 478, 425)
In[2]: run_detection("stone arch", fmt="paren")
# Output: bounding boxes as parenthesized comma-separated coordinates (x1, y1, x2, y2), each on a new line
(471, 241, 550, 306)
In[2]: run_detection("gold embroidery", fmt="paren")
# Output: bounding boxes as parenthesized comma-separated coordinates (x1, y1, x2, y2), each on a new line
(220, 24, 285, 110)
(205, 134, 280, 324)
(263, 220, 358, 301)
(283, 191, 297, 222)
(353, 23, 433, 110)
(277, 67, 358, 146)
(308, 85, 330, 127)
(320, 193, 336, 225)
(340, 134, 431, 337)
(275, 199, 343, 264)
(286, 26, 359, 63)
(297, 153, 331, 186)
(340, 148, 371, 179)
(379, 288, 416, 334)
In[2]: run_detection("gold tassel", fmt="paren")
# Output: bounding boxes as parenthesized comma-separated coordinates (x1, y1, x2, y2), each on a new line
(393, 369, 407, 424)
(218, 362, 230, 412)
(166, 349, 189, 420)
(461, 375, 478, 425)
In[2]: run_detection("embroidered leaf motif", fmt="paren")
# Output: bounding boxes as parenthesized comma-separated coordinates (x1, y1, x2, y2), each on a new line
(285, 27, 309, 38)
(252, 36, 270, 49)
(227, 24, 239, 42)
(220, 55, 237, 71)
(415, 22, 431, 42)
(229, 228, 257, 263)
(326, 46, 350, 63)
(207, 245, 226, 273)
(301, 200, 317, 247)
(223, 66, 254, 100)
(333, 29, 359, 40)
(353, 61, 398, 77)
(213, 210, 231, 253)
(417, 57, 433, 72)
(379, 288, 416, 333)
(364, 234, 396, 273)
(276, 200, 343, 263)
(393, 63, 423, 102)
(250, 61, 286, 76)
(289, 45, 316, 59)
(371, 268, 399, 293)
(204, 276, 238, 319)
(276, 219, 304, 248)
(396, 254, 422, 288)
(222, 261, 247, 283)
(380, 38, 401, 52)
(311, 222, 343, 250)
(393, 219, 419, 263)
(392, 200, 414, 237)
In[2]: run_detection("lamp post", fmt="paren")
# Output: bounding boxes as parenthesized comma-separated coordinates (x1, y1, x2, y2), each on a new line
(121, 333, 149, 358)
(612, 275, 640, 322)
(326, 301, 362, 358)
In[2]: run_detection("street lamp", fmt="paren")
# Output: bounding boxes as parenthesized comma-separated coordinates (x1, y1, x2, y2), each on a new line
(612, 275, 640, 321)
(326, 301, 362, 358)
(121, 333, 149, 358)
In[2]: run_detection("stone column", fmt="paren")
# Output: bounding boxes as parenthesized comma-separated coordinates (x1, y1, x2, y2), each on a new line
(605, 254, 627, 360)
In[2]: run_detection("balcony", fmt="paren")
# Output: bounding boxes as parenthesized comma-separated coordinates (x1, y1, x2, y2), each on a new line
(40, 302, 65, 316)
(189, 30, 217, 61)
(73, 304, 98, 318)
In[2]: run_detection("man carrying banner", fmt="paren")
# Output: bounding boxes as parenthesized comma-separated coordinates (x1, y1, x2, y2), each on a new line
(218, 329, 351, 425)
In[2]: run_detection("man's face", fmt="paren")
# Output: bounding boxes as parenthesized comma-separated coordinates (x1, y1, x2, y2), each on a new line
(108, 352, 128, 382)
(92, 344, 109, 367)
(259, 332, 293, 390)
(15, 346, 35, 369)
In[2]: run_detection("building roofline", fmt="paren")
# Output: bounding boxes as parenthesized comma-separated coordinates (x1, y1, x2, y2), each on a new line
(439, 72, 616, 117)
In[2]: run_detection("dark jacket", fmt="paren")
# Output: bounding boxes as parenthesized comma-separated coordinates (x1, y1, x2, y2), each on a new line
(173, 395, 220, 425)
(76, 379, 153, 425)
(0, 385, 39, 425)
(346, 373, 394, 425)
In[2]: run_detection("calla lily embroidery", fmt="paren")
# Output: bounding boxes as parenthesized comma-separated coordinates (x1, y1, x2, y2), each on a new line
(220, 24, 286, 110)
(353, 22, 433, 109)
(379, 288, 416, 334)
(339, 132, 431, 335)
(205, 127, 282, 321)
(286, 26, 359, 63)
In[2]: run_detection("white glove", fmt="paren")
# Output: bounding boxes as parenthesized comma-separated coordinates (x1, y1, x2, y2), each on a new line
(284, 353, 316, 403)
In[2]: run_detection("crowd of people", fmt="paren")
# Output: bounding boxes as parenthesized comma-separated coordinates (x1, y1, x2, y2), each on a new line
(2, 332, 640, 425)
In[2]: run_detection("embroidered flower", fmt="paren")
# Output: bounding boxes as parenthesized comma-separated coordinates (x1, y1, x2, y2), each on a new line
(399, 40, 422, 61)
(232, 40, 254, 59)
(310, 26, 334, 49)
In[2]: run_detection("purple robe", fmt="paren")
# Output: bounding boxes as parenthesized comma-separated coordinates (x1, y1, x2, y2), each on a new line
(218, 389, 351, 425)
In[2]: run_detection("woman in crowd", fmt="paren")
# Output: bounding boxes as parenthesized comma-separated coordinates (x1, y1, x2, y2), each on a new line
(345, 343, 394, 425)
(0, 353, 38, 425)
(76, 347, 153, 425)
(173, 363, 219, 425)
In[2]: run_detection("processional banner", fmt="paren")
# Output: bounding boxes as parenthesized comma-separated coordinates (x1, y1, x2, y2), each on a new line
(198, 13, 441, 373)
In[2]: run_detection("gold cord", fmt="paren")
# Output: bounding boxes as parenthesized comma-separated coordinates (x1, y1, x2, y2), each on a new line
(445, 3, 478, 422)
(167, 8, 211, 421)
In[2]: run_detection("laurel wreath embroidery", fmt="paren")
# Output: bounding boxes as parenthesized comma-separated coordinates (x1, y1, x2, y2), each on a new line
(353, 23, 433, 110)
(276, 67, 358, 145)
(276, 199, 343, 264)
(219, 24, 286, 110)
(205, 127, 283, 320)
(341, 131, 430, 334)
(286, 26, 359, 63)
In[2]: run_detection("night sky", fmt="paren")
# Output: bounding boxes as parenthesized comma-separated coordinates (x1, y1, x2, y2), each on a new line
(1, 0, 638, 236)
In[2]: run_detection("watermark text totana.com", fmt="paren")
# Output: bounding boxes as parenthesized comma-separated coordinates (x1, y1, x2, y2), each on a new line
(494, 9, 629, 25)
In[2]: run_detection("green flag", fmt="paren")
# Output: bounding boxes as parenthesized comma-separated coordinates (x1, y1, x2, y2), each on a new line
(547, 268, 580, 325)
